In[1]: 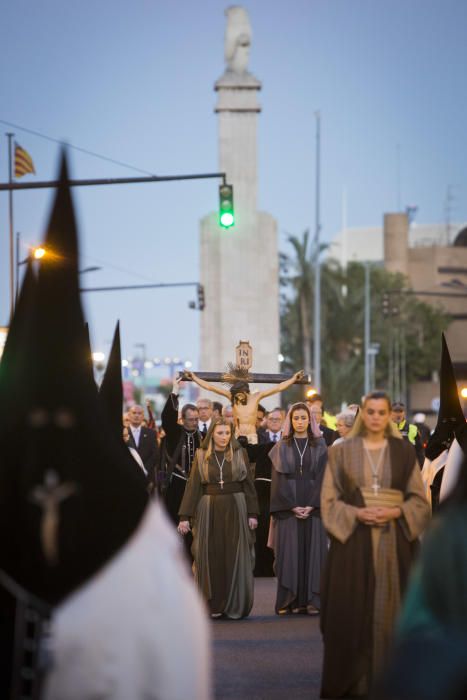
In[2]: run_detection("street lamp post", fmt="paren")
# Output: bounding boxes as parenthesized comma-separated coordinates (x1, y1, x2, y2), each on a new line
(313, 111, 321, 392)
(364, 262, 371, 395)
(15, 239, 101, 305)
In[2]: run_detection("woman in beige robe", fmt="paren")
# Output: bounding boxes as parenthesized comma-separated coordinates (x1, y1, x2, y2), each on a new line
(320, 390, 430, 698)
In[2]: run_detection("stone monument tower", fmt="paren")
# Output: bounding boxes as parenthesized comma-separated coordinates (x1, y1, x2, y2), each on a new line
(199, 6, 279, 380)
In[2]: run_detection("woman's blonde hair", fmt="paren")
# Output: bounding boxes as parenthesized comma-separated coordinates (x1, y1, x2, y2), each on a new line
(348, 390, 402, 439)
(203, 418, 234, 464)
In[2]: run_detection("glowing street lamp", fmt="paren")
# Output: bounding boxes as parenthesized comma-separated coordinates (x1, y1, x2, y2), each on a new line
(33, 246, 46, 260)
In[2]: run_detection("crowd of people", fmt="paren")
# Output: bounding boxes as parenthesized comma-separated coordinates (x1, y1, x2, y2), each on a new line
(5, 162, 465, 700)
(120, 351, 466, 698)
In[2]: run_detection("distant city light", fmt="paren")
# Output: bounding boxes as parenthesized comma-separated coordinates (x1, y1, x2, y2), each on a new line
(144, 360, 154, 369)
(277, 353, 285, 362)
(92, 351, 105, 363)
(122, 359, 129, 368)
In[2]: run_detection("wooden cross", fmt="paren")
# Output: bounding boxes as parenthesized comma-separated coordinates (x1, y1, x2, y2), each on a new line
(180, 340, 311, 385)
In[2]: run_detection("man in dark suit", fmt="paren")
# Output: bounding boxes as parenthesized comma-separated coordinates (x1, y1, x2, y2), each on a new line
(259, 407, 284, 444)
(196, 398, 213, 438)
(127, 405, 159, 486)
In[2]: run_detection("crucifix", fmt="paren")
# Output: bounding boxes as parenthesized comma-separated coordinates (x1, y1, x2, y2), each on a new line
(181, 340, 310, 444)
(29, 470, 78, 566)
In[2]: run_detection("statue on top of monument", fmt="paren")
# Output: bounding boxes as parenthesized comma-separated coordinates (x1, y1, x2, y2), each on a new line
(183, 366, 304, 444)
(224, 6, 252, 74)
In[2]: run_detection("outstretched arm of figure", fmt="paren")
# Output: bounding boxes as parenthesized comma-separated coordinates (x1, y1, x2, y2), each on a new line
(257, 370, 304, 401)
(183, 371, 231, 400)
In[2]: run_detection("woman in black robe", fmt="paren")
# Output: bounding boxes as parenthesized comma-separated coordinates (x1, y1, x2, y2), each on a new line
(268, 403, 328, 614)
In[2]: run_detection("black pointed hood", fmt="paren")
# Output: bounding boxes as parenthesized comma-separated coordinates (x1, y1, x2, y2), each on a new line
(0, 261, 37, 413)
(0, 151, 148, 605)
(425, 334, 465, 460)
(439, 334, 464, 426)
(99, 322, 124, 441)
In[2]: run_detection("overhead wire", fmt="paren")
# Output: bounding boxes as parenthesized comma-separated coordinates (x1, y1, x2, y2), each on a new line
(2, 120, 192, 288)
(0, 118, 157, 175)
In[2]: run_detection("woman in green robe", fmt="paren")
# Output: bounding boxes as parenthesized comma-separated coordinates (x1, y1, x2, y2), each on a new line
(178, 419, 259, 619)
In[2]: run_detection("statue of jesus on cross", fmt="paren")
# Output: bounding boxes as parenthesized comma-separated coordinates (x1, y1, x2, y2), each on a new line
(183, 366, 304, 444)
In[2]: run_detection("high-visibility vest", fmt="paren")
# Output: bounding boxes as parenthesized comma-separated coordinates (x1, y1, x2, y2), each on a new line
(324, 411, 337, 430)
(397, 420, 418, 445)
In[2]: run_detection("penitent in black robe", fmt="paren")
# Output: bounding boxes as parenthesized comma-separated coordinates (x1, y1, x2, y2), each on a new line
(246, 442, 275, 577)
(269, 437, 328, 613)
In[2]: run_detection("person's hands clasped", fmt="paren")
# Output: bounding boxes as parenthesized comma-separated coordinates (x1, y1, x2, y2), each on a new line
(292, 506, 312, 519)
(357, 506, 401, 526)
(178, 520, 191, 536)
(248, 518, 258, 530)
(373, 506, 401, 525)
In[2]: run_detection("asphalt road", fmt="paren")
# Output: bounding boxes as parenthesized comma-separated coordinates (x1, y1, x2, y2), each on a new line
(212, 577, 323, 700)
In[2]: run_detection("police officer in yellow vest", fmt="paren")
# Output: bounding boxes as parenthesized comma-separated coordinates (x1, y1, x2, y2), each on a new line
(391, 401, 424, 466)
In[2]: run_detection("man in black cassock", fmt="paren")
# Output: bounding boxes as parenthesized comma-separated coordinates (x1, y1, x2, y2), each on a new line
(244, 441, 275, 576)
(160, 375, 202, 557)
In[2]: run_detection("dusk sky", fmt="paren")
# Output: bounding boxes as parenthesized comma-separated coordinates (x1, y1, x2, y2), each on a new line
(1, 0, 466, 371)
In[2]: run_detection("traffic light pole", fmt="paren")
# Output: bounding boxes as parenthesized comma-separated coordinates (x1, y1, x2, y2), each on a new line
(80, 281, 199, 293)
(1, 169, 229, 317)
(79, 281, 205, 311)
(0, 171, 227, 191)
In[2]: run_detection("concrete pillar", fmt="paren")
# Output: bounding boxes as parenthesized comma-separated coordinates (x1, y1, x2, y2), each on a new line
(199, 11, 279, 392)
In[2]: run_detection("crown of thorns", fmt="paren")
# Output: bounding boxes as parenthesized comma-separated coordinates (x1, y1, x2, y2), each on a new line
(221, 363, 252, 389)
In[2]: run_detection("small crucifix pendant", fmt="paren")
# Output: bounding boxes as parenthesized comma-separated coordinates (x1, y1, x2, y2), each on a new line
(372, 478, 380, 495)
(219, 479, 224, 489)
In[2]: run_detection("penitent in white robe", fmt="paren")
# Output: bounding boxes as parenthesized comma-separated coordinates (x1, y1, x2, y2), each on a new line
(43, 502, 211, 700)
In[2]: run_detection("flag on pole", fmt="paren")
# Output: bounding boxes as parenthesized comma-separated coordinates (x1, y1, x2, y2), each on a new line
(14, 142, 36, 178)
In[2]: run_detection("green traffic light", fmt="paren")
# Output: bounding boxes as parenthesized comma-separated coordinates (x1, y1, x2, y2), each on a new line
(219, 183, 234, 229)
(220, 211, 234, 228)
